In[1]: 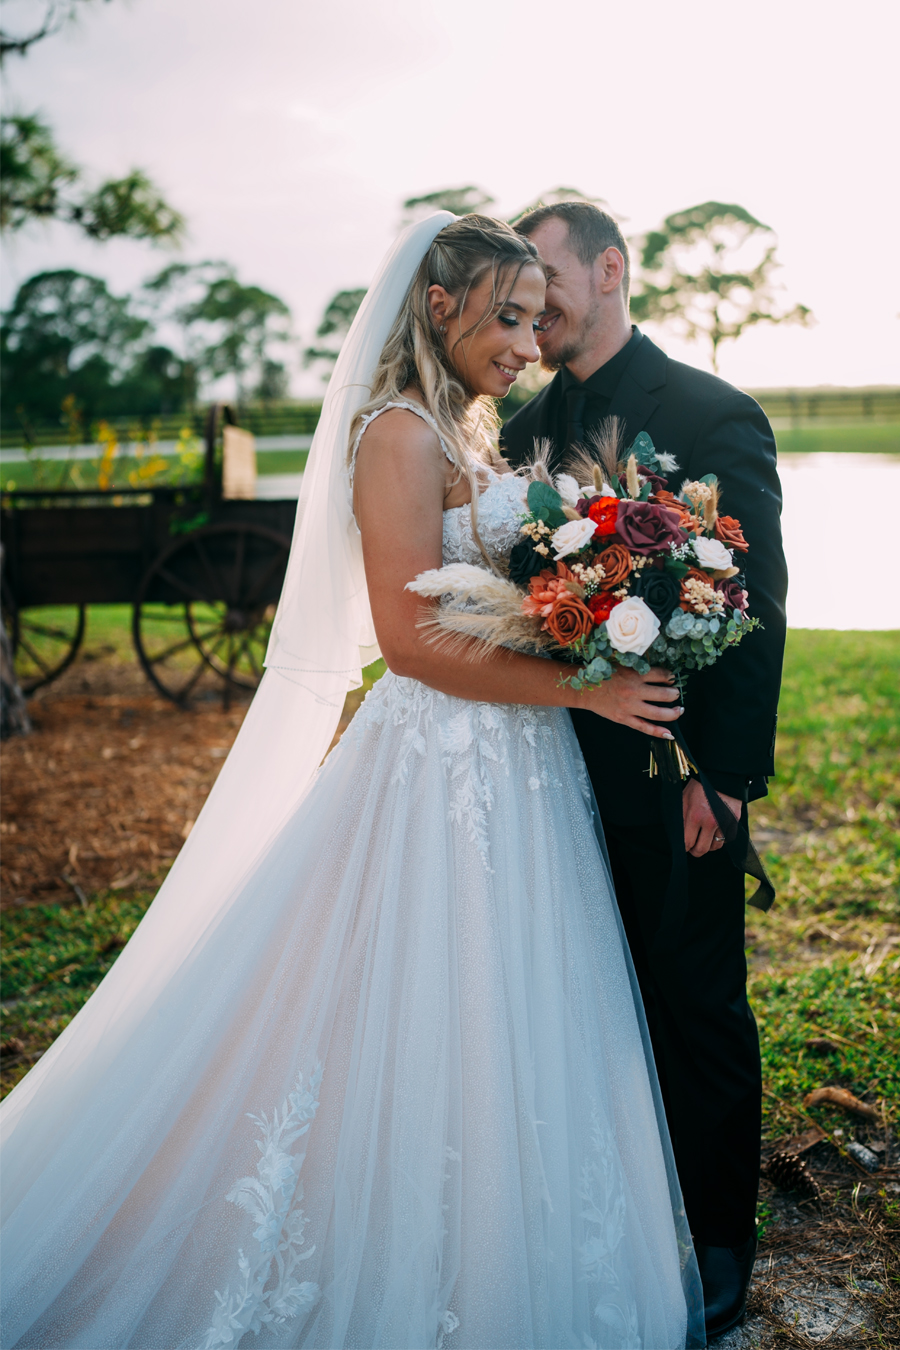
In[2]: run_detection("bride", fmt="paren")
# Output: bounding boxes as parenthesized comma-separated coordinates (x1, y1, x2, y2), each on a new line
(1, 213, 703, 1350)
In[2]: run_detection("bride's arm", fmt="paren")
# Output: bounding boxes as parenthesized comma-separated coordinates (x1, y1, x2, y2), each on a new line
(353, 412, 681, 738)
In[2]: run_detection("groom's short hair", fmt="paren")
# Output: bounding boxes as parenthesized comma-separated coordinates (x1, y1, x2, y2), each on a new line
(515, 202, 630, 298)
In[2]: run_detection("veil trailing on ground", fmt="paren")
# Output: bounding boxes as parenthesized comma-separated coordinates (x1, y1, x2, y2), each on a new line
(0, 212, 455, 1194)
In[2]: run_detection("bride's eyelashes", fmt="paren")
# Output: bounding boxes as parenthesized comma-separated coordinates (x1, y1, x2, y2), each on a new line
(498, 312, 542, 331)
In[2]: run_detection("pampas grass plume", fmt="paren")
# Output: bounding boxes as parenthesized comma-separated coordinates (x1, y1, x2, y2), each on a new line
(406, 564, 549, 661)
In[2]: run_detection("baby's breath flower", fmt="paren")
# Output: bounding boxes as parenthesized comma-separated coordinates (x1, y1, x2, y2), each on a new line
(681, 577, 724, 616)
(680, 480, 714, 507)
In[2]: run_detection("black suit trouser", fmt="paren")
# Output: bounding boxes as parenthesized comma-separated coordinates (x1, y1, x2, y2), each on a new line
(601, 815, 762, 1247)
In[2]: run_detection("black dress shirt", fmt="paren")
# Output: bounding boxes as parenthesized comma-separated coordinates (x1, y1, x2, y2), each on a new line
(557, 326, 645, 456)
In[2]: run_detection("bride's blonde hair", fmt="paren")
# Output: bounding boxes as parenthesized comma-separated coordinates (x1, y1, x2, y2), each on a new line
(350, 214, 544, 568)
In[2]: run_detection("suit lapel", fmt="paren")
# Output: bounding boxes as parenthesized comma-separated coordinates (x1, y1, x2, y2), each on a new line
(607, 334, 668, 446)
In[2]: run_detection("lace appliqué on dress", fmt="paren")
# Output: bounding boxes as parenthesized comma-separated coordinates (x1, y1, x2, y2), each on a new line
(351, 677, 555, 866)
(579, 1109, 641, 1350)
(200, 1065, 324, 1349)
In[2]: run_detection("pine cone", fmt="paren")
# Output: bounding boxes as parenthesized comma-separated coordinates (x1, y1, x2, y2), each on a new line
(763, 1149, 821, 1200)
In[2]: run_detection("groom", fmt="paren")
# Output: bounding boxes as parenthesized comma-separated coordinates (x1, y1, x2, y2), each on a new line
(501, 202, 787, 1340)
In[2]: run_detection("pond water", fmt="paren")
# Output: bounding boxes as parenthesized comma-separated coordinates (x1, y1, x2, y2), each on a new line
(779, 453, 899, 629)
(256, 452, 900, 631)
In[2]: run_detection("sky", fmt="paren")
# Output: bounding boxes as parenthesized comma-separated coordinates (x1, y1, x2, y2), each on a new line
(2, 0, 898, 396)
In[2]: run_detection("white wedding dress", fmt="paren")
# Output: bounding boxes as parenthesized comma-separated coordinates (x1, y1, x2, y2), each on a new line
(1, 403, 702, 1350)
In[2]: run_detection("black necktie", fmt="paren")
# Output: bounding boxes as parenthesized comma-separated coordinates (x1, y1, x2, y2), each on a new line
(565, 385, 586, 453)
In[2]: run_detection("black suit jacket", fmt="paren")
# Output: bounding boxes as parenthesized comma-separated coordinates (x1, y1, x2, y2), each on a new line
(501, 335, 788, 824)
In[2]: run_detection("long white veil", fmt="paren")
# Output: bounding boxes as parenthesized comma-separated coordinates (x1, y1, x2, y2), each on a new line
(0, 211, 455, 1186)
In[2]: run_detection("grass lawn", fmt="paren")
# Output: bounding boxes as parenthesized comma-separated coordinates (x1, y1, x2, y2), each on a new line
(3, 630, 897, 1128)
(743, 630, 899, 1177)
(773, 422, 899, 454)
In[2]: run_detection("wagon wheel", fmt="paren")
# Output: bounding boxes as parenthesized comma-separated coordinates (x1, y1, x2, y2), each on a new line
(1, 585, 86, 694)
(132, 523, 290, 706)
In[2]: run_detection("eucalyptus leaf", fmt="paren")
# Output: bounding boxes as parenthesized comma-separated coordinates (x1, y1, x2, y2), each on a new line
(628, 431, 658, 468)
(526, 480, 567, 527)
(584, 656, 613, 681)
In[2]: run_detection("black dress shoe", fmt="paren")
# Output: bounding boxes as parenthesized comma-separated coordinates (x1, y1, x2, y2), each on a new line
(695, 1235, 757, 1340)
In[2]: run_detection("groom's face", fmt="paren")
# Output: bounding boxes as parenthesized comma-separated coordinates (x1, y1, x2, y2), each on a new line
(528, 219, 600, 372)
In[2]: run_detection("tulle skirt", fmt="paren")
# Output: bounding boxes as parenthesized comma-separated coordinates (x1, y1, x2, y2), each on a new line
(2, 673, 703, 1349)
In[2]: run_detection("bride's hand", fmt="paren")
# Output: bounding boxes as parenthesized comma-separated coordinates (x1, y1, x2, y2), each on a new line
(576, 667, 683, 738)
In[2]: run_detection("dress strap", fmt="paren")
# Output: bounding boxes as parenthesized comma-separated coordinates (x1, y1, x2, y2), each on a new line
(349, 400, 455, 480)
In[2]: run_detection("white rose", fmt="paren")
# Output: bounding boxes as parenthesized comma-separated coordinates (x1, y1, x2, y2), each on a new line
(554, 473, 581, 507)
(605, 596, 661, 655)
(551, 517, 597, 559)
(692, 535, 733, 570)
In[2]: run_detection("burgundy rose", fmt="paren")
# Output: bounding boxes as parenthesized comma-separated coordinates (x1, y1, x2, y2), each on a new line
(635, 465, 669, 494)
(716, 577, 749, 612)
(615, 500, 686, 554)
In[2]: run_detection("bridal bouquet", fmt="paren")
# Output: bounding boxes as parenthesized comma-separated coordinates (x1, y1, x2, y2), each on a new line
(408, 423, 759, 775)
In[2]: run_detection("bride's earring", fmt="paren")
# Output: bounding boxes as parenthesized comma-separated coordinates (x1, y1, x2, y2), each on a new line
(439, 323, 447, 334)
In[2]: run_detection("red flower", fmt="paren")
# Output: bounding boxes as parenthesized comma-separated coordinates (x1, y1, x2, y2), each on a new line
(586, 496, 619, 536)
(587, 591, 622, 623)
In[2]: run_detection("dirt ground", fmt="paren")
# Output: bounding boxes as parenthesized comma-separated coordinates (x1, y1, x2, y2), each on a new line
(0, 659, 359, 906)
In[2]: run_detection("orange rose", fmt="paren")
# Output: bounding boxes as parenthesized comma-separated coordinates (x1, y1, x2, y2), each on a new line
(650, 489, 695, 527)
(715, 515, 749, 553)
(545, 592, 595, 646)
(594, 541, 632, 588)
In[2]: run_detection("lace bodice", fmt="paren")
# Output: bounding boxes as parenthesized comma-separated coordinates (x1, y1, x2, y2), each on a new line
(441, 470, 527, 566)
(350, 398, 528, 568)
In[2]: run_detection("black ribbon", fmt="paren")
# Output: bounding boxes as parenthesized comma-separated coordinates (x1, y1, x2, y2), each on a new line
(650, 723, 775, 965)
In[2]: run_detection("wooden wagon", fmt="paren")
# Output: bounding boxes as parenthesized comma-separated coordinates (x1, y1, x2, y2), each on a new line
(1, 407, 298, 706)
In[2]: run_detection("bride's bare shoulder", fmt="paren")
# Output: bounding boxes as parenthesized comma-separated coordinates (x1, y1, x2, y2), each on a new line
(353, 404, 447, 504)
(357, 404, 441, 455)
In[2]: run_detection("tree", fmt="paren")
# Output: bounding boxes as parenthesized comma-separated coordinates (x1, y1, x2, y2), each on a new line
(253, 358, 289, 403)
(302, 288, 367, 378)
(629, 202, 813, 373)
(0, 113, 184, 244)
(0, 0, 111, 61)
(161, 267, 295, 402)
(401, 185, 495, 225)
(0, 269, 201, 426)
(0, 269, 149, 425)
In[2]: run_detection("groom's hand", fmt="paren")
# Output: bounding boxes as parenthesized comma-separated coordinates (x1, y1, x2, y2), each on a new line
(682, 779, 741, 857)
(584, 666, 683, 738)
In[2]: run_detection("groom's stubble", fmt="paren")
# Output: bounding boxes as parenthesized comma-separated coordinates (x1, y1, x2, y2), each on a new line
(539, 274, 601, 373)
